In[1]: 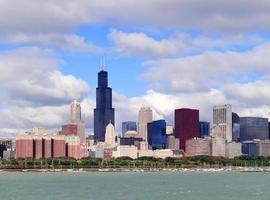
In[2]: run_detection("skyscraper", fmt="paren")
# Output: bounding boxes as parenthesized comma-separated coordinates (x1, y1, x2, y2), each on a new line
(61, 100, 85, 143)
(240, 117, 269, 141)
(213, 104, 232, 142)
(94, 69, 115, 142)
(175, 108, 199, 151)
(232, 112, 240, 142)
(122, 121, 137, 136)
(71, 100, 81, 123)
(138, 107, 152, 142)
(199, 121, 210, 138)
(147, 120, 167, 150)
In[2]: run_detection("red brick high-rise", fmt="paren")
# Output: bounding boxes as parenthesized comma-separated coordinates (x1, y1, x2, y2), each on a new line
(174, 108, 199, 151)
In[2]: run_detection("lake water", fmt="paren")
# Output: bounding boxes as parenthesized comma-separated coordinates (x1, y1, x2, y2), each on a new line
(0, 172, 269, 200)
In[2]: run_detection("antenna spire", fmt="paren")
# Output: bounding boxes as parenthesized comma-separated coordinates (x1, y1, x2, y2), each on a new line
(100, 55, 106, 71)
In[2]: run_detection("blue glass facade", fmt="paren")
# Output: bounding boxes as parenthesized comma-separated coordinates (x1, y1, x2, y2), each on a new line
(232, 112, 240, 142)
(199, 121, 210, 138)
(122, 121, 137, 136)
(240, 117, 269, 142)
(147, 120, 166, 150)
(94, 70, 115, 142)
(242, 142, 257, 157)
(119, 137, 143, 146)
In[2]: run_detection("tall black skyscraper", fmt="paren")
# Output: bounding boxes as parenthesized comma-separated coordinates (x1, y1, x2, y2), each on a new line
(94, 69, 115, 142)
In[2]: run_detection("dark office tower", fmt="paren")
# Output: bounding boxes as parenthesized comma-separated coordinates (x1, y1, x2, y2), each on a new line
(232, 112, 240, 142)
(199, 121, 210, 138)
(94, 70, 115, 142)
(269, 122, 270, 140)
(147, 120, 167, 150)
(175, 108, 199, 151)
(240, 117, 269, 142)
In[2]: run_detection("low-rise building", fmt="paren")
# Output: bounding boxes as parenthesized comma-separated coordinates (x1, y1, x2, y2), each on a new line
(256, 140, 270, 157)
(3, 150, 16, 160)
(211, 127, 226, 157)
(242, 140, 270, 157)
(16, 129, 82, 159)
(112, 145, 138, 159)
(185, 137, 211, 157)
(138, 149, 174, 159)
(166, 135, 180, 150)
(225, 142, 242, 158)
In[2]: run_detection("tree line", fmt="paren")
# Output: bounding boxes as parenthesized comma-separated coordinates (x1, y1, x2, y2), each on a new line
(1, 155, 270, 169)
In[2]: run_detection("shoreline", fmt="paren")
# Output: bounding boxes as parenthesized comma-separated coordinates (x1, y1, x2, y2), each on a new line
(1, 167, 270, 173)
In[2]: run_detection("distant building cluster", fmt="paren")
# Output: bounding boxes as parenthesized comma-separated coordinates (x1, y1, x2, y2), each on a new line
(2, 68, 270, 161)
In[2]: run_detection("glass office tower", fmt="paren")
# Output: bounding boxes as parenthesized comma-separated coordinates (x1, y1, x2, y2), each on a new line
(199, 121, 210, 138)
(240, 117, 269, 142)
(147, 120, 166, 150)
(94, 70, 115, 142)
(122, 121, 137, 136)
(175, 108, 199, 151)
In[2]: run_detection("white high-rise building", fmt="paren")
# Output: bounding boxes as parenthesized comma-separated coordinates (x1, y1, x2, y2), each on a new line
(70, 100, 85, 143)
(105, 122, 116, 147)
(138, 107, 153, 142)
(213, 104, 232, 142)
(71, 100, 81, 123)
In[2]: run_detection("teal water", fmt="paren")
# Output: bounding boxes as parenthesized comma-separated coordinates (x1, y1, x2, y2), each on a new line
(0, 172, 269, 200)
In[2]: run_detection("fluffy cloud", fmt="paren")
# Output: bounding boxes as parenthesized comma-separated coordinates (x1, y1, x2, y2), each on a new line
(223, 78, 270, 107)
(0, 46, 93, 136)
(0, 47, 90, 106)
(0, 97, 96, 136)
(108, 29, 264, 57)
(1, 33, 102, 53)
(143, 44, 270, 92)
(1, 0, 270, 33)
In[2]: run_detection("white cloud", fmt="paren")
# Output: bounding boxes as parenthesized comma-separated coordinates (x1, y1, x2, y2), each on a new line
(1, 0, 270, 34)
(223, 77, 270, 106)
(0, 47, 90, 106)
(108, 29, 265, 57)
(0, 97, 95, 137)
(0, 46, 92, 136)
(108, 30, 180, 57)
(143, 44, 270, 92)
(2, 33, 102, 53)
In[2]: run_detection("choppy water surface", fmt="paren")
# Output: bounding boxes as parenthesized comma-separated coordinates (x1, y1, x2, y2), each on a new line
(0, 172, 269, 200)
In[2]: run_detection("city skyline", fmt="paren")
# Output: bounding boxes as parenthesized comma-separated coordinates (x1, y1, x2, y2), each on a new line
(1, 1, 270, 137)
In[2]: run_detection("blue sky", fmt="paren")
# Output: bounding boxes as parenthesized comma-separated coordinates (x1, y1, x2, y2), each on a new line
(1, 0, 270, 136)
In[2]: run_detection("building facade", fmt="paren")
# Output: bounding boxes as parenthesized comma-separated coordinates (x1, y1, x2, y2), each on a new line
(16, 132, 81, 159)
(213, 104, 232, 142)
(94, 70, 115, 142)
(240, 117, 269, 142)
(225, 142, 242, 158)
(138, 107, 152, 142)
(211, 126, 226, 157)
(61, 101, 85, 143)
(147, 120, 167, 150)
(105, 123, 116, 147)
(175, 108, 199, 151)
(199, 121, 210, 138)
(166, 135, 180, 150)
(71, 100, 81, 123)
(122, 121, 137, 136)
(232, 112, 240, 142)
(242, 140, 270, 157)
(185, 137, 211, 157)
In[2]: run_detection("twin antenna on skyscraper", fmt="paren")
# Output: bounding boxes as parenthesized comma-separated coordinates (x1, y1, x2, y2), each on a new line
(100, 55, 106, 71)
